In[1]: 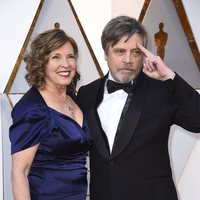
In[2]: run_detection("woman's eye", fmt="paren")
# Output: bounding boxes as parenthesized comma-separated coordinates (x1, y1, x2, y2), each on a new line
(67, 55, 76, 60)
(52, 55, 60, 59)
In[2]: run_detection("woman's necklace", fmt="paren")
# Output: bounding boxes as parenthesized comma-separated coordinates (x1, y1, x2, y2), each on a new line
(45, 88, 74, 115)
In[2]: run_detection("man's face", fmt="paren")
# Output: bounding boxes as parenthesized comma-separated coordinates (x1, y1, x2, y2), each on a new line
(105, 33, 144, 83)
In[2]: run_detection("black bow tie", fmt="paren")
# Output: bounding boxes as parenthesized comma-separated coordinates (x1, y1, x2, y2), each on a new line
(107, 80, 133, 94)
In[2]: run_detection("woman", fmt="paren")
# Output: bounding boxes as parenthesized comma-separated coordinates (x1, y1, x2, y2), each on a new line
(9, 29, 91, 200)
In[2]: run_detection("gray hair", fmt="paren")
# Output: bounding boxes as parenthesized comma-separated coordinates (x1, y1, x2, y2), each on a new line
(101, 15, 148, 54)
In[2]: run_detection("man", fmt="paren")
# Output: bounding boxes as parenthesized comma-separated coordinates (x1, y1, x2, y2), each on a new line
(77, 16, 200, 200)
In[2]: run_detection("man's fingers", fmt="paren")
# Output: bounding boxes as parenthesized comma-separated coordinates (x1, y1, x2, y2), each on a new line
(137, 43, 154, 57)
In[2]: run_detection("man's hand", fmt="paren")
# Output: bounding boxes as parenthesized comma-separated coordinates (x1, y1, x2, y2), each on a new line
(137, 43, 175, 81)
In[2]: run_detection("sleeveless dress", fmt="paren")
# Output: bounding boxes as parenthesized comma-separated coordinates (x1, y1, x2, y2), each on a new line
(9, 87, 92, 200)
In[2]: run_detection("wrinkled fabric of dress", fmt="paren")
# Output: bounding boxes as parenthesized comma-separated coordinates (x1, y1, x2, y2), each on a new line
(10, 87, 92, 200)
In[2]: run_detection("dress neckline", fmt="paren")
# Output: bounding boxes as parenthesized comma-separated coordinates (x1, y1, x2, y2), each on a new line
(48, 106, 84, 129)
(33, 87, 84, 128)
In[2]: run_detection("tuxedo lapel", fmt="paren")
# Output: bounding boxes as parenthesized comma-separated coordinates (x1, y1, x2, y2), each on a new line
(111, 73, 150, 159)
(87, 75, 111, 159)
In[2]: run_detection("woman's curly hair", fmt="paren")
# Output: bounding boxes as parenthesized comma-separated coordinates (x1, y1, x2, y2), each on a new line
(24, 29, 80, 93)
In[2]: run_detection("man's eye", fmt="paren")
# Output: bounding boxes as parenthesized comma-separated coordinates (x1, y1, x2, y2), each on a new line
(114, 49, 124, 55)
(132, 50, 142, 57)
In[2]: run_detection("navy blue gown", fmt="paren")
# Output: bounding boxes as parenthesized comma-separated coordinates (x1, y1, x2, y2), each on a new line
(9, 87, 92, 200)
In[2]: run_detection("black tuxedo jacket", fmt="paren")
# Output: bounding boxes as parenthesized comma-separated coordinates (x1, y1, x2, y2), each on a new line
(77, 72, 200, 200)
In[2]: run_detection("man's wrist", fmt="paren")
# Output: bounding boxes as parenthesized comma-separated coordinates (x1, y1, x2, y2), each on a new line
(163, 70, 175, 81)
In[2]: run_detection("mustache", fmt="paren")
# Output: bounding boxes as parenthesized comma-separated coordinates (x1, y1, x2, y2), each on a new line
(123, 62, 133, 66)
(120, 63, 134, 69)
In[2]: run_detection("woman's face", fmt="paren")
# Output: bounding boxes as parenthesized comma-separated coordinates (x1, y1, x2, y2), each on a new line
(44, 42, 77, 89)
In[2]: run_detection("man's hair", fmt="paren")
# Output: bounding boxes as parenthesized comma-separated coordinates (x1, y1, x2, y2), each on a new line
(101, 15, 148, 54)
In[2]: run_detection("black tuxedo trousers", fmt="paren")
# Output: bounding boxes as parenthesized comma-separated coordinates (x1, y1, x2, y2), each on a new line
(77, 72, 200, 200)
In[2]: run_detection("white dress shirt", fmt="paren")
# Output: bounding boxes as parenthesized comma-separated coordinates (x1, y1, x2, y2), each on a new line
(97, 74, 128, 152)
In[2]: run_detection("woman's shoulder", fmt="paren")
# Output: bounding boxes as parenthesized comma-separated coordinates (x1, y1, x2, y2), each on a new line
(10, 87, 52, 154)
(12, 86, 48, 117)
(15, 86, 45, 107)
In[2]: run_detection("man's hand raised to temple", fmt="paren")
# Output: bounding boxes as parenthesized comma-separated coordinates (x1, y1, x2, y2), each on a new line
(137, 43, 175, 81)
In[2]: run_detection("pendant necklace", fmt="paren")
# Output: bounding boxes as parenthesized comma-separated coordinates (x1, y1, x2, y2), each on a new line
(46, 88, 74, 115)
